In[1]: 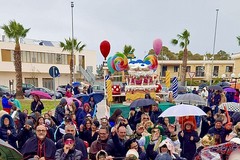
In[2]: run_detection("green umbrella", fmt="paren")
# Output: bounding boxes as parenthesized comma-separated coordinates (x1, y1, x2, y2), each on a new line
(0, 139, 23, 160)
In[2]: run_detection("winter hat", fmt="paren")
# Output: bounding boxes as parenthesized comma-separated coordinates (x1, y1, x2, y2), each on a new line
(63, 133, 75, 141)
(28, 112, 37, 122)
(126, 149, 139, 159)
(60, 98, 67, 105)
(25, 119, 34, 128)
(155, 153, 173, 160)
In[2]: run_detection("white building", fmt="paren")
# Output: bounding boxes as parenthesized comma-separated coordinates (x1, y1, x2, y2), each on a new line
(0, 37, 97, 90)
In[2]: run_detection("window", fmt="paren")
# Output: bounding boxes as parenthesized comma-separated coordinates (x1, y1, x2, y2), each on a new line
(186, 66, 191, 72)
(196, 66, 205, 77)
(226, 66, 233, 72)
(162, 66, 167, 76)
(25, 78, 38, 87)
(213, 66, 219, 76)
(1, 49, 11, 61)
(174, 66, 179, 72)
(79, 55, 85, 69)
(42, 78, 53, 90)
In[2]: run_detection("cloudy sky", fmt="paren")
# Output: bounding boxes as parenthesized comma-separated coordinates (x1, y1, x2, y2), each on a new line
(1, 0, 240, 64)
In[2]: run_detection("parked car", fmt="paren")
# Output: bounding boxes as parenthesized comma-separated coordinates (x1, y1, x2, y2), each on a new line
(25, 87, 62, 99)
(0, 85, 10, 97)
(56, 85, 67, 96)
(22, 83, 35, 93)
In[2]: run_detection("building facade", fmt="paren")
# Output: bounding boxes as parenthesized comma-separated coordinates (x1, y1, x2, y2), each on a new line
(0, 38, 97, 90)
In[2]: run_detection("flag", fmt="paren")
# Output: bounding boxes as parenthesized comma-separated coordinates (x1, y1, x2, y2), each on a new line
(171, 77, 178, 98)
(165, 71, 170, 88)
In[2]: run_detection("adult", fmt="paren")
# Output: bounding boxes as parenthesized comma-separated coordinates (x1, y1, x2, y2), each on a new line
(56, 124, 88, 159)
(21, 125, 56, 160)
(150, 104, 162, 124)
(31, 95, 44, 114)
(109, 109, 122, 127)
(192, 88, 198, 94)
(87, 85, 93, 94)
(199, 107, 215, 138)
(106, 125, 127, 157)
(54, 98, 67, 125)
(0, 114, 17, 149)
(77, 103, 93, 126)
(208, 118, 227, 144)
(55, 133, 84, 160)
(125, 138, 146, 160)
(1, 93, 13, 113)
(89, 127, 110, 160)
(178, 121, 200, 160)
(73, 86, 80, 95)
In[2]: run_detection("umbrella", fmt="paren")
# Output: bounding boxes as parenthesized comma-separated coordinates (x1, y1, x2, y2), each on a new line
(174, 93, 206, 105)
(208, 85, 222, 91)
(218, 102, 240, 112)
(199, 83, 208, 89)
(224, 87, 236, 93)
(129, 98, 157, 108)
(158, 104, 207, 117)
(217, 82, 230, 87)
(0, 139, 23, 160)
(30, 90, 51, 99)
(74, 92, 104, 104)
(201, 138, 240, 159)
(66, 97, 82, 109)
(72, 81, 81, 87)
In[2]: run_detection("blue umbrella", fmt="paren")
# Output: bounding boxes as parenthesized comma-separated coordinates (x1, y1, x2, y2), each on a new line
(72, 81, 81, 87)
(74, 93, 104, 104)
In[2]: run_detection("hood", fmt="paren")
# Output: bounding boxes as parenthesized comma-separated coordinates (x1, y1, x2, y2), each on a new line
(0, 114, 14, 128)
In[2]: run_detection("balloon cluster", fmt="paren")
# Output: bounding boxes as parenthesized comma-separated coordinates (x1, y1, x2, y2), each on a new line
(107, 52, 128, 73)
(143, 54, 158, 71)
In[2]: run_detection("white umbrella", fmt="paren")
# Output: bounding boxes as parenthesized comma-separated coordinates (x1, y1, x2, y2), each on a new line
(158, 104, 207, 117)
(174, 93, 206, 105)
(218, 102, 240, 112)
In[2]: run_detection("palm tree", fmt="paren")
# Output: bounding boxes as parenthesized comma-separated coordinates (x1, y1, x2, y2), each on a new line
(237, 36, 240, 46)
(171, 29, 190, 86)
(1, 20, 30, 99)
(123, 45, 135, 82)
(60, 38, 86, 84)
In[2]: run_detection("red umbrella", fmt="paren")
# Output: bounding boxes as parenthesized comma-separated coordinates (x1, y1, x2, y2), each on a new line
(30, 91, 52, 99)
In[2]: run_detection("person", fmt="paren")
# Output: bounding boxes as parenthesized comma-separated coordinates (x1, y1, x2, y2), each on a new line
(0, 114, 18, 149)
(55, 133, 84, 160)
(87, 85, 93, 94)
(65, 83, 73, 92)
(77, 103, 93, 126)
(150, 104, 162, 124)
(55, 98, 67, 125)
(200, 88, 208, 101)
(73, 86, 80, 95)
(109, 109, 122, 127)
(17, 119, 35, 150)
(10, 94, 22, 111)
(21, 124, 56, 160)
(213, 90, 221, 114)
(106, 125, 127, 158)
(89, 127, 110, 160)
(178, 121, 200, 160)
(125, 138, 146, 160)
(199, 107, 215, 138)
(82, 86, 88, 94)
(192, 88, 198, 94)
(31, 95, 44, 114)
(1, 93, 13, 113)
(56, 124, 88, 159)
(208, 118, 227, 144)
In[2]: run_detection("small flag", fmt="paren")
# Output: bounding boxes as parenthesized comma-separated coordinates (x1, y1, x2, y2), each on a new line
(171, 77, 178, 98)
(105, 75, 110, 80)
(165, 71, 170, 88)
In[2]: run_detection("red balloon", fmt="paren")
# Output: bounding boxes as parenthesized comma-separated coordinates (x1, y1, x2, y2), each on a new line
(100, 40, 111, 60)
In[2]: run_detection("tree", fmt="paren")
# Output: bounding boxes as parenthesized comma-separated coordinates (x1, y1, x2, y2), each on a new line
(171, 29, 190, 86)
(123, 45, 135, 82)
(60, 38, 86, 84)
(96, 64, 104, 78)
(160, 46, 177, 60)
(237, 36, 240, 46)
(214, 50, 231, 60)
(1, 20, 30, 99)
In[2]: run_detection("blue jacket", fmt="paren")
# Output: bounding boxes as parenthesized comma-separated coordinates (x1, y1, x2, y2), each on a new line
(2, 97, 12, 109)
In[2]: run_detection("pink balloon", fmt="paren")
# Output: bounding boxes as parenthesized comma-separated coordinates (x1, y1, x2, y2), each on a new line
(153, 39, 163, 55)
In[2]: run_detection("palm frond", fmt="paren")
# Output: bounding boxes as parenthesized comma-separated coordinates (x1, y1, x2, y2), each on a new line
(237, 36, 240, 46)
(180, 42, 185, 48)
(171, 39, 178, 45)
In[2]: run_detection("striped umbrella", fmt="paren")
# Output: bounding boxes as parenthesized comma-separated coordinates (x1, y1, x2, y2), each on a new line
(218, 102, 240, 112)
(171, 77, 178, 98)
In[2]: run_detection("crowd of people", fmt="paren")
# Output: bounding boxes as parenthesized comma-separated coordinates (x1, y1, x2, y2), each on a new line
(0, 85, 240, 160)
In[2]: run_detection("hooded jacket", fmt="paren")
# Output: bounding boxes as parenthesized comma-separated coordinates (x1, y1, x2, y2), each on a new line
(0, 114, 17, 148)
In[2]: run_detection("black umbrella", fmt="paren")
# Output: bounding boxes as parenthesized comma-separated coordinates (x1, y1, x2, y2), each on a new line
(217, 82, 230, 87)
(208, 85, 222, 91)
(129, 98, 157, 108)
(199, 83, 208, 89)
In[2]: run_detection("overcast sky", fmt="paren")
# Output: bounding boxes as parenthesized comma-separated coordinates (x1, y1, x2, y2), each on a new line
(1, 0, 240, 64)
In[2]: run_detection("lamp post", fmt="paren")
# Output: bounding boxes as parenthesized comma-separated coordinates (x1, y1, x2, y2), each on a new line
(231, 73, 240, 89)
(210, 9, 219, 86)
(71, 2, 75, 83)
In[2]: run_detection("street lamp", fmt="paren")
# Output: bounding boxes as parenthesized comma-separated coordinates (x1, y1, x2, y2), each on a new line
(71, 2, 75, 82)
(231, 73, 240, 89)
(210, 9, 219, 86)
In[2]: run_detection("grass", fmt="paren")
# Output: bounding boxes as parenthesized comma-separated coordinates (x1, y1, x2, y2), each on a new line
(0, 99, 60, 113)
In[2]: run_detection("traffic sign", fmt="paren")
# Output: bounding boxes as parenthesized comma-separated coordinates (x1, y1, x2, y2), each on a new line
(49, 66, 60, 78)
(188, 72, 195, 78)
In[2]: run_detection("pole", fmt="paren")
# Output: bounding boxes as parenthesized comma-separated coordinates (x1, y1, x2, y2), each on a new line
(53, 67, 56, 102)
(71, 2, 75, 82)
(210, 9, 219, 86)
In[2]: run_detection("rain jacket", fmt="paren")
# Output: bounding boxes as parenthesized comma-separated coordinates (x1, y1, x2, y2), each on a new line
(0, 114, 18, 148)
